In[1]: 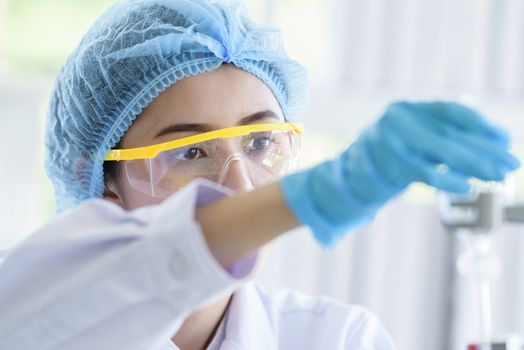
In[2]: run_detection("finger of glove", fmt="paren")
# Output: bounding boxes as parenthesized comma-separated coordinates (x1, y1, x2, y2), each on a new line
(376, 129, 493, 193)
(373, 130, 472, 192)
(394, 104, 518, 170)
(420, 102, 511, 147)
(418, 162, 472, 193)
(455, 131, 520, 170)
(381, 114, 512, 181)
(402, 118, 519, 178)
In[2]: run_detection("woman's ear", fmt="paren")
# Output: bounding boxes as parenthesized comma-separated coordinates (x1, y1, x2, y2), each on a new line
(103, 182, 124, 207)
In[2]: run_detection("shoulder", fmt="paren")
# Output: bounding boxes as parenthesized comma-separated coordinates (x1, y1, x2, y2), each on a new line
(254, 284, 396, 349)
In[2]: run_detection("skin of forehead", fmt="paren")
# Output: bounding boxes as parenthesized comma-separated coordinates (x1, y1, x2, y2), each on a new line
(119, 64, 285, 149)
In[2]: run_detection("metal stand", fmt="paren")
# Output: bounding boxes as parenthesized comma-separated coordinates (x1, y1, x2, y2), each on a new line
(439, 190, 524, 350)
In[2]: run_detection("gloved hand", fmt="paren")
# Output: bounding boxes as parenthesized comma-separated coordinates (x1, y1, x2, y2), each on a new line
(280, 101, 521, 246)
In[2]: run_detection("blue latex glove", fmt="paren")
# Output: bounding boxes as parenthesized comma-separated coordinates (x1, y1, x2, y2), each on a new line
(280, 101, 521, 246)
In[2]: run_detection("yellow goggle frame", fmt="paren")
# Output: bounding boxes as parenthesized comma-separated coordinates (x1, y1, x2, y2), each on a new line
(104, 122, 304, 161)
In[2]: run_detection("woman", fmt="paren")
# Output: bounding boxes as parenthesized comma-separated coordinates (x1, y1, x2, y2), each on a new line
(0, 0, 518, 349)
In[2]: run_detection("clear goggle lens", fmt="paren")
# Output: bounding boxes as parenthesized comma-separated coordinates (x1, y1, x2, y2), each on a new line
(123, 130, 300, 198)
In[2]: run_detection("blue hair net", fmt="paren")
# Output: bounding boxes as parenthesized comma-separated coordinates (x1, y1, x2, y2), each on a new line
(45, 0, 309, 212)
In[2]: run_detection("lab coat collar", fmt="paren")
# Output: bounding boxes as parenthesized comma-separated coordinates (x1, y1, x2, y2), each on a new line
(220, 282, 277, 350)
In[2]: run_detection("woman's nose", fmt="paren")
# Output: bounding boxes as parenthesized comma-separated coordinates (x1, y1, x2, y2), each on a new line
(218, 156, 255, 193)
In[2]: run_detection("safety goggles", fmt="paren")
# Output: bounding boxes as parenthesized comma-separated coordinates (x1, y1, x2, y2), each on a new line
(104, 122, 303, 197)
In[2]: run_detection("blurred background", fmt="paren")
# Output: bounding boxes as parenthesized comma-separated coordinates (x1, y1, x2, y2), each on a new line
(1, 0, 524, 349)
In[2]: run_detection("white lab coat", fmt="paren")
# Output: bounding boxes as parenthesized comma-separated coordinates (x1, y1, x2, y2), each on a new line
(0, 180, 395, 350)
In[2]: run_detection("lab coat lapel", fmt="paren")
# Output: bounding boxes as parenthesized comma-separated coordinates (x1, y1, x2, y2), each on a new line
(220, 282, 277, 350)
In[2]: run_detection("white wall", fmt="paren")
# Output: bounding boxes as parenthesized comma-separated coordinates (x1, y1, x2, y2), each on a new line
(0, 75, 54, 250)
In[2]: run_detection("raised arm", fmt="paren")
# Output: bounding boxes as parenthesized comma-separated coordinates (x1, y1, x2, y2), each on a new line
(198, 101, 520, 264)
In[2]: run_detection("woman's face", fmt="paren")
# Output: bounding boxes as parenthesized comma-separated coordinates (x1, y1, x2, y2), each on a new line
(104, 64, 284, 210)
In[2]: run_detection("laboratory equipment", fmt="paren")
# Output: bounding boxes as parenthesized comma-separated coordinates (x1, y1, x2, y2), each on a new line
(439, 186, 524, 350)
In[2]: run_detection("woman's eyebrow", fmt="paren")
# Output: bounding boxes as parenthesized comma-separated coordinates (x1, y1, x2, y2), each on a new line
(154, 110, 282, 138)
(238, 110, 282, 125)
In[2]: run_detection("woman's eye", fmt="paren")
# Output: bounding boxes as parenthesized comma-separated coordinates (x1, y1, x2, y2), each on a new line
(182, 147, 206, 160)
(252, 136, 272, 151)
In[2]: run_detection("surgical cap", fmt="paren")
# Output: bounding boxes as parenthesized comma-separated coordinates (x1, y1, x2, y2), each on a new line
(45, 0, 309, 212)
